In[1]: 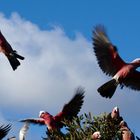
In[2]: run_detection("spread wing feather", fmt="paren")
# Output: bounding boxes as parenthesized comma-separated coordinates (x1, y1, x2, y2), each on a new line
(54, 87, 85, 127)
(0, 124, 11, 139)
(123, 70, 140, 90)
(19, 118, 45, 126)
(92, 25, 126, 76)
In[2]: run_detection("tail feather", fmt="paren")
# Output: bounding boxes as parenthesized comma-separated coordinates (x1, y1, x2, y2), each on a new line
(98, 79, 118, 98)
(7, 56, 20, 71)
(13, 51, 24, 60)
(7, 51, 24, 70)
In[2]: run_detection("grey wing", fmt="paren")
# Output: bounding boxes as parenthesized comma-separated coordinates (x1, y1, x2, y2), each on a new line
(19, 118, 45, 125)
(92, 25, 126, 76)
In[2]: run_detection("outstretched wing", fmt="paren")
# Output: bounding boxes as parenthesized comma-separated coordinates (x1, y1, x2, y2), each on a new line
(54, 87, 85, 126)
(123, 70, 140, 90)
(19, 122, 30, 140)
(92, 25, 126, 76)
(0, 124, 11, 139)
(19, 118, 45, 126)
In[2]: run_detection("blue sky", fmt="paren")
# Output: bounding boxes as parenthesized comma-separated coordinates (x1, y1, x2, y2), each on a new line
(0, 0, 140, 139)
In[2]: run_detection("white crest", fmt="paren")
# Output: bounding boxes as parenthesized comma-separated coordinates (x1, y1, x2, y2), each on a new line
(114, 106, 119, 112)
(39, 111, 45, 117)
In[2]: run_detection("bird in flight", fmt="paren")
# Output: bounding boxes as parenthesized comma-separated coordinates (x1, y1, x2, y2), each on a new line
(19, 87, 85, 132)
(0, 124, 11, 139)
(0, 31, 24, 70)
(92, 25, 140, 98)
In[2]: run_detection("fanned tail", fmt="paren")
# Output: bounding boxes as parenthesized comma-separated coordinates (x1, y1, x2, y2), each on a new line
(98, 79, 118, 98)
(13, 50, 24, 60)
(7, 51, 24, 70)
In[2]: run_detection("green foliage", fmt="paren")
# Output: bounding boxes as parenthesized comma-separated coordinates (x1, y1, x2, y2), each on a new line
(43, 112, 130, 140)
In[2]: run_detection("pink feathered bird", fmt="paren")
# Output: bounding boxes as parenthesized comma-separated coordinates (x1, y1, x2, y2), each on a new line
(20, 87, 85, 132)
(93, 25, 140, 98)
(0, 31, 24, 70)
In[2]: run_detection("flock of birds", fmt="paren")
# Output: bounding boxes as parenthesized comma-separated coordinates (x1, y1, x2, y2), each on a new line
(0, 25, 139, 139)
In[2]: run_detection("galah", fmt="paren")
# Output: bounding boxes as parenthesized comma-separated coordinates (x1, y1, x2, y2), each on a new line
(119, 121, 135, 140)
(0, 124, 11, 139)
(20, 87, 85, 132)
(93, 25, 140, 98)
(107, 106, 123, 125)
(91, 131, 101, 140)
(0, 31, 24, 70)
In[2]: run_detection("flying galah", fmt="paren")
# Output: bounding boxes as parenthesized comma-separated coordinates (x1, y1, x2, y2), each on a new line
(119, 121, 135, 140)
(0, 124, 11, 139)
(93, 25, 140, 98)
(20, 87, 85, 131)
(0, 31, 24, 70)
(91, 131, 101, 140)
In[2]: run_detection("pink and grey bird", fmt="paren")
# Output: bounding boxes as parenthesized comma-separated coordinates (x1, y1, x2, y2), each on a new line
(0, 31, 24, 70)
(93, 25, 140, 98)
(119, 121, 135, 140)
(20, 87, 85, 132)
(91, 131, 101, 140)
(107, 106, 123, 125)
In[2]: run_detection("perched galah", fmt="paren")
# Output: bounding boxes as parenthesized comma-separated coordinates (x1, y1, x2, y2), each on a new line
(93, 25, 140, 98)
(119, 121, 135, 140)
(0, 31, 24, 70)
(0, 124, 11, 139)
(91, 131, 101, 140)
(20, 87, 85, 132)
(107, 106, 123, 125)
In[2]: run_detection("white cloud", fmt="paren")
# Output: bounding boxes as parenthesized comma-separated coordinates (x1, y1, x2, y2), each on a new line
(0, 12, 139, 139)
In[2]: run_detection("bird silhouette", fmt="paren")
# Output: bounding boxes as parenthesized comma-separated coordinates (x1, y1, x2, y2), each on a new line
(19, 87, 85, 132)
(93, 25, 140, 98)
(0, 31, 24, 70)
(0, 124, 11, 139)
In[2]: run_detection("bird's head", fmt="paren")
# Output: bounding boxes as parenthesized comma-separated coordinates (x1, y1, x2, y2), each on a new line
(111, 106, 120, 118)
(119, 120, 128, 128)
(39, 111, 51, 119)
(39, 111, 46, 118)
(91, 131, 101, 139)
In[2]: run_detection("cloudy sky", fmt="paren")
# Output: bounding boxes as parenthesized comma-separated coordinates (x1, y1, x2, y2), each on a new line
(0, 0, 140, 139)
